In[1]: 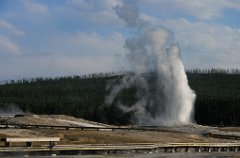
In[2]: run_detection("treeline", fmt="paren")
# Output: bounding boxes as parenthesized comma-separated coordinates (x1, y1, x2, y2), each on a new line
(0, 71, 122, 124)
(1, 72, 120, 85)
(0, 69, 240, 126)
(187, 68, 240, 74)
(187, 70, 240, 126)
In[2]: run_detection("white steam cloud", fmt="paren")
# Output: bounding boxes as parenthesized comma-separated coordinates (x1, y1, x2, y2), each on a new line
(106, 0, 196, 125)
(0, 103, 25, 116)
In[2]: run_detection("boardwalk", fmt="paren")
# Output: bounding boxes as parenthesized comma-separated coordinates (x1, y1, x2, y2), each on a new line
(1, 143, 240, 156)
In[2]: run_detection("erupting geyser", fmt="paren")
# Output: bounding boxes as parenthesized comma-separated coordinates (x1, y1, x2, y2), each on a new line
(105, 0, 196, 126)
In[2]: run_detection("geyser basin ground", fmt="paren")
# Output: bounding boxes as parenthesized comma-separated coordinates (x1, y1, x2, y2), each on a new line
(0, 114, 239, 145)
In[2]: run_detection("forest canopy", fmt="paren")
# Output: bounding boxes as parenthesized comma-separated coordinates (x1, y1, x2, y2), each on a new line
(0, 69, 240, 126)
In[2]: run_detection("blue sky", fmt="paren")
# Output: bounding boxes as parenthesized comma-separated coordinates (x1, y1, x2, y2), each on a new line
(0, 0, 240, 80)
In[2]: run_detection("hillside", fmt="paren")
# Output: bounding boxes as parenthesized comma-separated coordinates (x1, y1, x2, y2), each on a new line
(1, 70, 240, 126)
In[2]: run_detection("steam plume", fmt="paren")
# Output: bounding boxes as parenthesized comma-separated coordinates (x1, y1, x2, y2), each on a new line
(0, 103, 25, 116)
(106, 0, 196, 125)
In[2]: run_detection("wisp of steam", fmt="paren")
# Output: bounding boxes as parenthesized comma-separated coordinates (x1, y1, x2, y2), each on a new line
(105, 0, 196, 126)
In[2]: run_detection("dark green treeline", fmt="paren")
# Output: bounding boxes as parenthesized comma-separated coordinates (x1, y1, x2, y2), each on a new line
(187, 69, 240, 126)
(0, 69, 240, 126)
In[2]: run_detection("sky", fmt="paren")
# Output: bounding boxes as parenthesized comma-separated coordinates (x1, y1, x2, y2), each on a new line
(0, 0, 240, 80)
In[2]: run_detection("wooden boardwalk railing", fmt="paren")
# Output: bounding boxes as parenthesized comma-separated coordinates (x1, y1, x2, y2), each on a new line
(1, 143, 240, 155)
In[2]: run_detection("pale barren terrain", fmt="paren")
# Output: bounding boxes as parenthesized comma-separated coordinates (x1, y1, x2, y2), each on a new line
(0, 115, 238, 147)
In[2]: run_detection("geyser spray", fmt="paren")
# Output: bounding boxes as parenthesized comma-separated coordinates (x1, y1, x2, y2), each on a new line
(106, 0, 196, 126)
